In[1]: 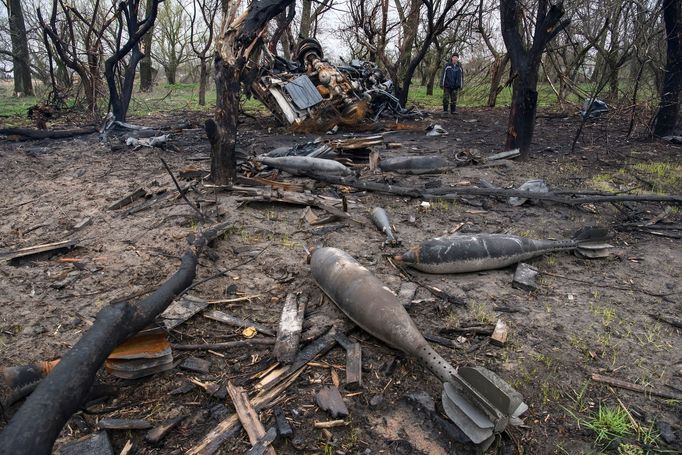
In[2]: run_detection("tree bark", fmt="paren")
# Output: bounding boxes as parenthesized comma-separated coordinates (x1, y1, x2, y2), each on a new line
(300, 0, 312, 38)
(210, 0, 295, 185)
(505, 72, 539, 151)
(139, 0, 156, 92)
(105, 0, 161, 121)
(209, 61, 240, 184)
(198, 58, 208, 106)
(500, 0, 568, 158)
(7, 0, 34, 96)
(487, 54, 509, 107)
(654, 0, 682, 137)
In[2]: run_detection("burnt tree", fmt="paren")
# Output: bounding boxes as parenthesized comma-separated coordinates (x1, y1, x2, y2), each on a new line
(268, 4, 296, 59)
(654, 0, 682, 136)
(6, 0, 34, 96)
(209, 0, 294, 185)
(500, 0, 569, 158)
(104, 0, 162, 121)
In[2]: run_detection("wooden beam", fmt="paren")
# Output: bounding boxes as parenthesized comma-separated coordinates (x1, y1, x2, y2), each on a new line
(226, 382, 276, 455)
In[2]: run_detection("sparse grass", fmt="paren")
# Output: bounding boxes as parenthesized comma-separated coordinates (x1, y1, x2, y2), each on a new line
(583, 405, 632, 445)
(564, 399, 662, 453)
(0, 79, 589, 122)
(543, 254, 558, 267)
(471, 302, 496, 324)
(589, 303, 617, 327)
(590, 162, 682, 195)
(429, 199, 451, 211)
(406, 82, 577, 109)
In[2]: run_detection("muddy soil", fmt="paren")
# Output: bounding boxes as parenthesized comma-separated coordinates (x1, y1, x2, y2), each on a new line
(0, 108, 680, 455)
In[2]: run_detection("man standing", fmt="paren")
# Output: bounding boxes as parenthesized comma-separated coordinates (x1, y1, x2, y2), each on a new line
(440, 53, 463, 114)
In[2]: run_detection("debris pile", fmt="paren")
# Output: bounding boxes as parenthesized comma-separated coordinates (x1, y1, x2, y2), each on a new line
(247, 38, 421, 127)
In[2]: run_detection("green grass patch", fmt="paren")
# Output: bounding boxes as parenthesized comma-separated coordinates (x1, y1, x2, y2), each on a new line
(584, 406, 632, 447)
(564, 402, 661, 452)
(590, 162, 682, 195)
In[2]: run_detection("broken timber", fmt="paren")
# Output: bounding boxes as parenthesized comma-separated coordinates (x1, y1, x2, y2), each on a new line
(0, 223, 231, 454)
(244, 427, 278, 455)
(187, 369, 304, 455)
(335, 333, 362, 388)
(173, 339, 275, 351)
(273, 293, 307, 364)
(226, 381, 276, 455)
(303, 174, 682, 206)
(204, 310, 276, 336)
(233, 187, 365, 225)
(2, 240, 77, 265)
(0, 126, 97, 141)
(591, 373, 682, 400)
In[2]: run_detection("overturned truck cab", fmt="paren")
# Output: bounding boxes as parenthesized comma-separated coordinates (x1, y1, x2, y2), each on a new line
(245, 38, 417, 128)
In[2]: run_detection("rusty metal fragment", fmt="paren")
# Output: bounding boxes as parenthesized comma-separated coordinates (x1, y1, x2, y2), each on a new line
(247, 38, 420, 128)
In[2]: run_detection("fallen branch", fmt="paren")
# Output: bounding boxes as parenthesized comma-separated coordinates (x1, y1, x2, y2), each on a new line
(0, 126, 97, 141)
(160, 157, 211, 222)
(0, 223, 231, 454)
(304, 174, 682, 206)
(591, 373, 682, 401)
(540, 271, 678, 298)
(173, 339, 275, 351)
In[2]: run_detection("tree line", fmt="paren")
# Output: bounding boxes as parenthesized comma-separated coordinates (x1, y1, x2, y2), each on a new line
(1, 0, 680, 159)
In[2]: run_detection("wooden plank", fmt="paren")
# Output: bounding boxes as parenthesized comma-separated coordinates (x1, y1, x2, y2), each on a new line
(591, 373, 682, 400)
(108, 187, 147, 210)
(273, 293, 307, 364)
(97, 418, 152, 430)
(315, 385, 348, 418)
(345, 343, 362, 389)
(204, 310, 275, 337)
(226, 381, 276, 455)
(244, 427, 278, 455)
(159, 294, 209, 330)
(187, 326, 347, 455)
(334, 333, 362, 389)
(3, 240, 77, 264)
(490, 319, 509, 346)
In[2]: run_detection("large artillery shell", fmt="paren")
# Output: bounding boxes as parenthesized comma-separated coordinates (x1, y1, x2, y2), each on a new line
(310, 247, 456, 382)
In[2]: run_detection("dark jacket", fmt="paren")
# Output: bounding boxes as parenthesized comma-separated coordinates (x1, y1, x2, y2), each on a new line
(441, 62, 463, 90)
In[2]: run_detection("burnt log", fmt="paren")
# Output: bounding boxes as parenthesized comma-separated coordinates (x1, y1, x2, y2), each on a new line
(0, 127, 97, 141)
(0, 223, 230, 455)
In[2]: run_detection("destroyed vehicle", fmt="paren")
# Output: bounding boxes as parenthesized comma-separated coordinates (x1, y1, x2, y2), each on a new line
(245, 38, 420, 127)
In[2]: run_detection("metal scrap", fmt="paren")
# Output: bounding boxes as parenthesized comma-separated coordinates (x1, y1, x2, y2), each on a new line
(246, 38, 420, 127)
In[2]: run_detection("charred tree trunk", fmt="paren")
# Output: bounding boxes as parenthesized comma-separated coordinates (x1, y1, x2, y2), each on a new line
(0, 224, 230, 455)
(500, 0, 568, 158)
(654, 0, 682, 137)
(210, 0, 295, 185)
(208, 61, 239, 184)
(139, 0, 156, 92)
(488, 54, 509, 107)
(506, 70, 539, 152)
(105, 0, 161, 121)
(7, 0, 34, 96)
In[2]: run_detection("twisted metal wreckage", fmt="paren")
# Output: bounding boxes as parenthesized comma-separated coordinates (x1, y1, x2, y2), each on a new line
(245, 38, 421, 127)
